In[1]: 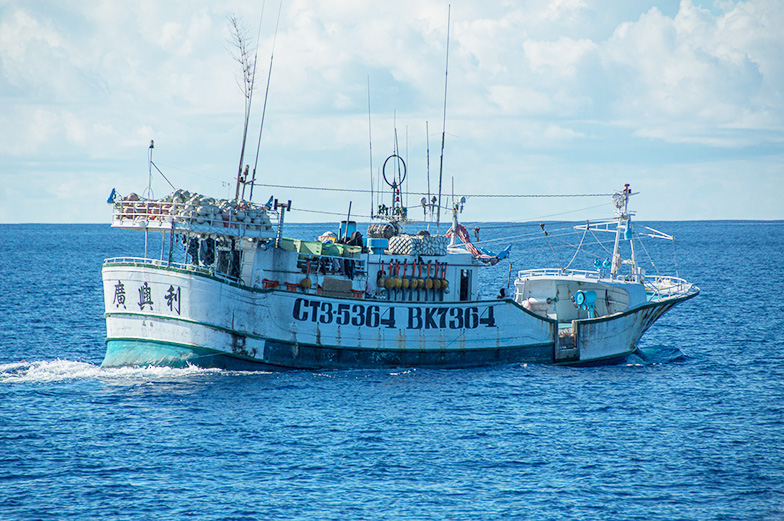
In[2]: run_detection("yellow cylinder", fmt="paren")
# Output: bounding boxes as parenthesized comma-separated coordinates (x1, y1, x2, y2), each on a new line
(434, 279, 442, 290)
(409, 279, 419, 290)
(441, 279, 449, 289)
(402, 278, 410, 289)
(384, 277, 395, 289)
(301, 278, 312, 289)
(425, 278, 434, 290)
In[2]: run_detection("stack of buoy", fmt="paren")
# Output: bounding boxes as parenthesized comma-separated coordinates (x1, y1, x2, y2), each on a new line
(376, 259, 450, 299)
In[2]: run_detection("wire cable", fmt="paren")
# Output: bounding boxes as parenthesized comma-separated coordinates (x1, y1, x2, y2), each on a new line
(252, 182, 612, 198)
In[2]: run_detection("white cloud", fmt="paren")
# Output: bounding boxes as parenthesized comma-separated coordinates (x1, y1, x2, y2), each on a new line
(602, 0, 784, 144)
(0, 0, 782, 222)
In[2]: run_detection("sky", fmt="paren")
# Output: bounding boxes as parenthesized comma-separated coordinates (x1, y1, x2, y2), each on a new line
(1, 0, 782, 224)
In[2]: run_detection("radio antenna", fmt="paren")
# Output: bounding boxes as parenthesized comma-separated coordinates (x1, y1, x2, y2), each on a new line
(367, 76, 374, 217)
(230, 13, 261, 200)
(248, 0, 283, 202)
(436, 4, 451, 234)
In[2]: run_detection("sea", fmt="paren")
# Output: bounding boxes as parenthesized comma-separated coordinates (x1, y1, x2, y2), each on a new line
(1, 220, 782, 521)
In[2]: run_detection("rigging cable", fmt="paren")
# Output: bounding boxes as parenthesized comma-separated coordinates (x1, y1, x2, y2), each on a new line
(590, 227, 613, 255)
(564, 220, 589, 269)
(635, 232, 663, 277)
(539, 223, 565, 271)
(251, 182, 611, 198)
(150, 161, 176, 191)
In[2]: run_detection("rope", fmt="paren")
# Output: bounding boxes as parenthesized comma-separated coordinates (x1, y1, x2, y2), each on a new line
(590, 227, 613, 255)
(635, 233, 662, 277)
(564, 221, 589, 269)
(150, 161, 176, 191)
(539, 223, 565, 271)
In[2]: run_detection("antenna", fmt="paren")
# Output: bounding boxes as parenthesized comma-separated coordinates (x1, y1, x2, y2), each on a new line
(426, 120, 431, 215)
(392, 112, 401, 210)
(249, 0, 284, 202)
(436, 4, 451, 234)
(229, 14, 260, 200)
(405, 125, 409, 209)
(145, 139, 154, 200)
(367, 76, 374, 217)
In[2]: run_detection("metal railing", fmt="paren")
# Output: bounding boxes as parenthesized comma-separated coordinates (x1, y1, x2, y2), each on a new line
(516, 268, 603, 280)
(111, 198, 277, 239)
(103, 256, 239, 283)
(642, 275, 695, 300)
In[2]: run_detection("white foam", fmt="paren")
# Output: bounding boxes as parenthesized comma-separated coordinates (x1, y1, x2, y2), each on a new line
(0, 358, 225, 384)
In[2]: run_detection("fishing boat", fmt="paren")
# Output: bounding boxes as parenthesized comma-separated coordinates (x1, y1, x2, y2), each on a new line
(102, 156, 698, 369)
(101, 13, 696, 369)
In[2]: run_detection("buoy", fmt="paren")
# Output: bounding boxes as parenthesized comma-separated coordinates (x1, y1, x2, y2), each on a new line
(384, 277, 395, 289)
(301, 278, 312, 289)
(410, 279, 419, 290)
(425, 278, 434, 290)
(434, 279, 442, 290)
(402, 278, 410, 289)
(441, 279, 449, 289)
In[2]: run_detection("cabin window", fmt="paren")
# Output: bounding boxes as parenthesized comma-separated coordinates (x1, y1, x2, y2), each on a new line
(459, 269, 471, 301)
(217, 249, 241, 278)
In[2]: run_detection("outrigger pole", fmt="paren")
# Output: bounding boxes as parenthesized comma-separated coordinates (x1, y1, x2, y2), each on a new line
(436, 4, 451, 235)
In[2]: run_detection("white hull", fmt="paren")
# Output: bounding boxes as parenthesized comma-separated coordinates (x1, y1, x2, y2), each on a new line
(102, 261, 692, 369)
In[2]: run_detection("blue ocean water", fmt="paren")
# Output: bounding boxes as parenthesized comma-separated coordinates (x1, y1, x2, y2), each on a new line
(1, 221, 783, 520)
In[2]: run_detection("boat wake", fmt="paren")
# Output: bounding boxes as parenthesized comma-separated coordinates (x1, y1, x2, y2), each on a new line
(0, 359, 228, 385)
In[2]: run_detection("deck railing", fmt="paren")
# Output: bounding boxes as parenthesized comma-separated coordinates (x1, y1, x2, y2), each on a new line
(642, 275, 695, 299)
(104, 256, 239, 284)
(111, 198, 277, 239)
(516, 268, 603, 280)
(516, 268, 695, 299)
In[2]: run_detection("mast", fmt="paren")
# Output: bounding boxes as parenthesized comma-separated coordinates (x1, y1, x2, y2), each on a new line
(610, 184, 634, 279)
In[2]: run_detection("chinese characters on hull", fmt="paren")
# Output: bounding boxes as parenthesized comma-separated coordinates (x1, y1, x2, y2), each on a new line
(112, 280, 181, 316)
(113, 281, 126, 309)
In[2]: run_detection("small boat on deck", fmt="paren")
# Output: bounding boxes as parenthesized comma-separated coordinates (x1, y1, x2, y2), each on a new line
(101, 167, 698, 369)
